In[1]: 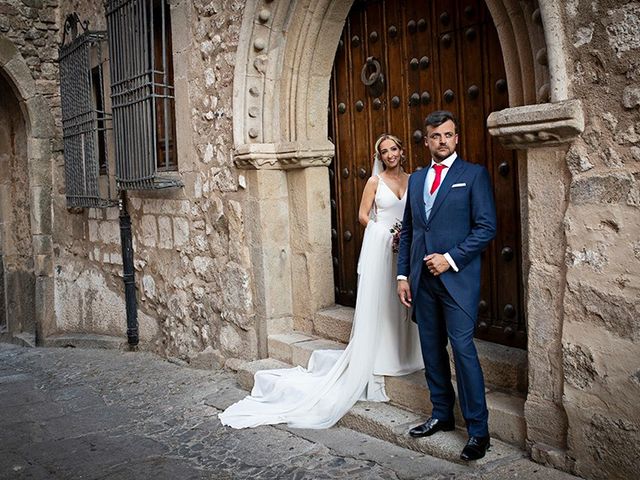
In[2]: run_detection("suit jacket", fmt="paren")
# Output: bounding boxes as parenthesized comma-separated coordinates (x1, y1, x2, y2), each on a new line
(397, 157, 497, 320)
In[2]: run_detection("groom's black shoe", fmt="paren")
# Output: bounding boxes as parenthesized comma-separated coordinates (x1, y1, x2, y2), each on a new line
(409, 417, 455, 437)
(460, 435, 491, 461)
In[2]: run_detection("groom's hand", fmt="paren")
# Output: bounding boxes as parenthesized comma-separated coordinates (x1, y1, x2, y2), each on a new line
(397, 280, 412, 308)
(424, 253, 450, 276)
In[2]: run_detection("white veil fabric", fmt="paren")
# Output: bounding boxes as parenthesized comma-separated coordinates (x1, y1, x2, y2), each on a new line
(372, 155, 384, 177)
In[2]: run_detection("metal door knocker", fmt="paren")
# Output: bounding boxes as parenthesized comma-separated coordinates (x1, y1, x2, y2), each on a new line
(361, 56, 384, 97)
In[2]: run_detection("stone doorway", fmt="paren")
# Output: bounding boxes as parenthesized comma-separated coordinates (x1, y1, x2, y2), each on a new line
(328, 0, 526, 349)
(233, 0, 584, 462)
(0, 71, 35, 338)
(0, 34, 56, 346)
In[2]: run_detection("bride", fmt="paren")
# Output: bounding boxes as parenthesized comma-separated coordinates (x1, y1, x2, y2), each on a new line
(219, 134, 423, 429)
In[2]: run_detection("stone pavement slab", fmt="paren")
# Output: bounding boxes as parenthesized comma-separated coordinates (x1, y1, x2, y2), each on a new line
(0, 343, 582, 480)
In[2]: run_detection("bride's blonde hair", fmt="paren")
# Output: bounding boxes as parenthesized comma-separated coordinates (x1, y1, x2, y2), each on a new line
(373, 134, 406, 170)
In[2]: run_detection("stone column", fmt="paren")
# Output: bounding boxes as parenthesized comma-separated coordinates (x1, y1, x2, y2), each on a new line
(235, 142, 334, 356)
(488, 100, 584, 465)
(288, 166, 334, 333)
(523, 147, 571, 449)
(243, 168, 294, 357)
(28, 135, 55, 343)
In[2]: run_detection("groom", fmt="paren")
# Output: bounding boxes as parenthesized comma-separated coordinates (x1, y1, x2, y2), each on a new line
(396, 111, 496, 461)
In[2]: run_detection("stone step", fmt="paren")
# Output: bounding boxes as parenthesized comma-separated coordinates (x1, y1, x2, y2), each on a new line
(257, 337, 527, 449)
(312, 305, 528, 393)
(313, 305, 354, 343)
(267, 332, 344, 367)
(385, 370, 527, 448)
(234, 359, 525, 465)
(339, 402, 524, 465)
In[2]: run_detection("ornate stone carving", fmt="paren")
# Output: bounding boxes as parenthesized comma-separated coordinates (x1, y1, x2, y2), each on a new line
(234, 141, 335, 170)
(487, 99, 585, 149)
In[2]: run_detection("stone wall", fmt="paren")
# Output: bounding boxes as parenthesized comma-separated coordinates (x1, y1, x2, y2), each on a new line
(561, 1, 640, 478)
(2, 1, 639, 478)
(0, 0, 257, 360)
(38, 0, 257, 362)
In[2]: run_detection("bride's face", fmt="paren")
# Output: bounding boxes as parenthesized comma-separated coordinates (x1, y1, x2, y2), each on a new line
(379, 139, 403, 170)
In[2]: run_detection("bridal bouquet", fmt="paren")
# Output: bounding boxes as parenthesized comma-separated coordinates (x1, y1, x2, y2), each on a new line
(390, 220, 402, 253)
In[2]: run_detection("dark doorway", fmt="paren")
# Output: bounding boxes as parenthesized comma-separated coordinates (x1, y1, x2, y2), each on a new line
(328, 0, 526, 349)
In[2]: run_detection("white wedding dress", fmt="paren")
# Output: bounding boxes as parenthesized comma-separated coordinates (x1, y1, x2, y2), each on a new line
(219, 176, 424, 429)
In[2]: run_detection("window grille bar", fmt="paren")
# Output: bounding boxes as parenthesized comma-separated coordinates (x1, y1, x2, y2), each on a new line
(105, 0, 181, 190)
(59, 27, 115, 209)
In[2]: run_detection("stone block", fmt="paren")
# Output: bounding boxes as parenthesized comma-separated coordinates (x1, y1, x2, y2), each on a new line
(259, 198, 290, 246)
(0, 35, 18, 66)
(566, 407, 640, 480)
(252, 169, 289, 199)
(525, 395, 567, 448)
(290, 249, 334, 319)
(622, 86, 640, 109)
(235, 357, 291, 391)
(485, 390, 527, 448)
(157, 215, 173, 249)
(261, 245, 292, 318)
(265, 315, 293, 335)
(340, 402, 523, 465)
(34, 253, 52, 276)
(474, 339, 528, 393)
(385, 370, 431, 416)
(4, 269, 35, 334)
(570, 174, 632, 205)
(487, 100, 585, 149)
(25, 95, 55, 138)
(188, 346, 225, 370)
(29, 185, 52, 235)
(267, 332, 314, 363)
(313, 305, 354, 344)
(42, 334, 126, 350)
(290, 338, 344, 368)
(35, 275, 54, 342)
(98, 221, 120, 245)
(4, 56, 37, 100)
(173, 217, 189, 247)
(88, 220, 99, 242)
(139, 215, 158, 247)
(31, 233, 51, 255)
(564, 281, 640, 342)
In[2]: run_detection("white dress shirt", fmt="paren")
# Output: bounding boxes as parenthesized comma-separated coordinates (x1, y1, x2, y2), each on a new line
(397, 152, 459, 282)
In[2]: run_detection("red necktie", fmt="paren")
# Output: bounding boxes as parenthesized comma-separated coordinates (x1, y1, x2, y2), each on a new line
(430, 164, 448, 194)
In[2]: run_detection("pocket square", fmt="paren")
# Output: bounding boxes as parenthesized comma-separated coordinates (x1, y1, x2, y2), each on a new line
(451, 183, 467, 188)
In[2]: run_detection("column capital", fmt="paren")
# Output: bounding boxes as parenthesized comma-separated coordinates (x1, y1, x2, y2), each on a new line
(488, 100, 585, 150)
(234, 140, 334, 170)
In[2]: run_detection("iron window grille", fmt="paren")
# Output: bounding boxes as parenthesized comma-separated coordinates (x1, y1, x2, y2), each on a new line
(105, 0, 181, 190)
(59, 14, 115, 208)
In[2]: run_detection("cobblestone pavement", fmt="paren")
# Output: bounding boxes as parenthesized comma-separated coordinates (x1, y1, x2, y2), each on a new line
(0, 344, 582, 480)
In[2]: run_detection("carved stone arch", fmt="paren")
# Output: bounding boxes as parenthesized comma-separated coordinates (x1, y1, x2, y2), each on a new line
(485, 0, 571, 106)
(233, 0, 350, 168)
(232, 2, 582, 466)
(0, 34, 55, 345)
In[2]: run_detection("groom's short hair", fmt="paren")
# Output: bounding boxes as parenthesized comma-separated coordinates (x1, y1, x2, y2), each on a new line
(425, 111, 459, 133)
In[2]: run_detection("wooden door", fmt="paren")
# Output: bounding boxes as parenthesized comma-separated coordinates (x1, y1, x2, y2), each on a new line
(329, 0, 526, 349)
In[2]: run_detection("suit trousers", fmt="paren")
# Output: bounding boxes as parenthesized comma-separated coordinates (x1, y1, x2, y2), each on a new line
(414, 268, 489, 437)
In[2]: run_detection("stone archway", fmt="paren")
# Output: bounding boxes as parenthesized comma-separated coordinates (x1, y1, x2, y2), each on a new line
(232, 0, 584, 468)
(0, 34, 55, 345)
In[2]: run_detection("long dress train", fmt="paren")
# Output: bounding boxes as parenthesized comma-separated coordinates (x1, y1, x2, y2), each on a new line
(219, 176, 423, 429)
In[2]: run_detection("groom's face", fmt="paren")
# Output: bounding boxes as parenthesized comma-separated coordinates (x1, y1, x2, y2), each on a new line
(425, 120, 458, 162)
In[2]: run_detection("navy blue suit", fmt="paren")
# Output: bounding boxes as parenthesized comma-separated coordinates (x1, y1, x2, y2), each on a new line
(397, 157, 496, 437)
